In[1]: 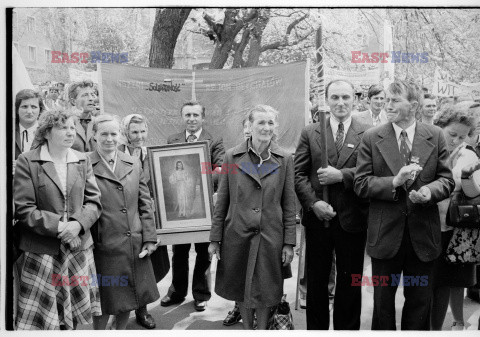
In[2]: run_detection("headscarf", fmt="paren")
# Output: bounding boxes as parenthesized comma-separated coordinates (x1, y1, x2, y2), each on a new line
(120, 113, 148, 161)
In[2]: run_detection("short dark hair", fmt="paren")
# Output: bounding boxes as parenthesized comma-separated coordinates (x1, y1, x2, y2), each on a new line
(15, 89, 46, 118)
(424, 93, 437, 100)
(434, 103, 478, 136)
(68, 80, 94, 101)
(35, 109, 75, 146)
(388, 79, 423, 106)
(180, 101, 205, 118)
(325, 80, 355, 98)
(367, 84, 385, 100)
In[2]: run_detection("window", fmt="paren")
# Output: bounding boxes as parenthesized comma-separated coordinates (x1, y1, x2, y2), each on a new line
(28, 46, 36, 62)
(44, 22, 50, 36)
(13, 42, 19, 51)
(27, 16, 35, 32)
(45, 49, 51, 63)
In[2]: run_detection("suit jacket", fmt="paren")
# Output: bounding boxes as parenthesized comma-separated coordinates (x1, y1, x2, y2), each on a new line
(72, 118, 96, 152)
(14, 146, 102, 255)
(15, 124, 41, 159)
(354, 122, 455, 262)
(354, 109, 388, 126)
(167, 129, 225, 191)
(294, 116, 370, 232)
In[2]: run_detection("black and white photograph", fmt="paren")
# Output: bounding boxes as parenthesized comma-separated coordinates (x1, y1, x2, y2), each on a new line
(4, 1, 480, 332)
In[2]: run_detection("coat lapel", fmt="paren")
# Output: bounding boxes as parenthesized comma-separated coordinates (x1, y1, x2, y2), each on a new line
(41, 161, 64, 196)
(67, 162, 82, 196)
(114, 152, 134, 185)
(86, 121, 94, 143)
(314, 122, 338, 167)
(336, 121, 362, 168)
(376, 123, 404, 176)
(91, 150, 121, 184)
(406, 123, 435, 189)
(75, 119, 87, 142)
(258, 143, 283, 180)
(15, 128, 22, 153)
(237, 152, 262, 186)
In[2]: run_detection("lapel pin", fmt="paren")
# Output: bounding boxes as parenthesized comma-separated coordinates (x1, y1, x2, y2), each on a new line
(347, 143, 354, 148)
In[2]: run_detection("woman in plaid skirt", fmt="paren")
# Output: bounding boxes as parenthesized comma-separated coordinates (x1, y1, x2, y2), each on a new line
(13, 109, 103, 330)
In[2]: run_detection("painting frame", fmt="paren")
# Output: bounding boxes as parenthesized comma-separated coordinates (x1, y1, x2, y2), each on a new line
(148, 141, 214, 245)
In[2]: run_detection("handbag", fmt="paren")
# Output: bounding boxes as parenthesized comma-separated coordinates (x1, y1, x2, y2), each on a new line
(448, 190, 480, 229)
(267, 294, 294, 330)
(445, 227, 480, 264)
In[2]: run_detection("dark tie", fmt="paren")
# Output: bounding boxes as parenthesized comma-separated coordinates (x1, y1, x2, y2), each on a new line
(187, 134, 197, 143)
(399, 130, 411, 166)
(22, 130, 28, 152)
(335, 122, 344, 154)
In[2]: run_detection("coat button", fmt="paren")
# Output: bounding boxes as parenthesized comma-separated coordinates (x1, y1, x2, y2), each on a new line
(126, 231, 131, 236)
(118, 186, 123, 191)
(121, 208, 127, 213)
(256, 185, 261, 189)
(253, 208, 260, 212)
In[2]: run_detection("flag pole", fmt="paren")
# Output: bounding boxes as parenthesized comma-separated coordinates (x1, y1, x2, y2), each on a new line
(316, 25, 330, 229)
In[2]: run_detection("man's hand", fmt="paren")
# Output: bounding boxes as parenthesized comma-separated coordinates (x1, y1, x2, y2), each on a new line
(141, 242, 157, 257)
(208, 242, 221, 261)
(409, 186, 432, 204)
(68, 237, 82, 251)
(282, 244, 294, 267)
(317, 166, 343, 185)
(311, 200, 337, 221)
(461, 159, 480, 178)
(393, 164, 423, 188)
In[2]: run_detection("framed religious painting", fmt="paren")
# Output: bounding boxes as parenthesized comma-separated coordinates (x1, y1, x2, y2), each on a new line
(148, 141, 214, 245)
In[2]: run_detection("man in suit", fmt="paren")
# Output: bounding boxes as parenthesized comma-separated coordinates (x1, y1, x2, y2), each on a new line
(354, 84, 388, 126)
(419, 93, 437, 125)
(161, 101, 225, 311)
(354, 79, 455, 330)
(68, 80, 98, 152)
(295, 80, 370, 330)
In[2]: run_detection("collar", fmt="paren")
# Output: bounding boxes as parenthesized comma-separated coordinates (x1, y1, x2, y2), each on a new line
(40, 144, 79, 163)
(19, 121, 38, 134)
(185, 128, 203, 141)
(392, 121, 416, 144)
(233, 139, 285, 158)
(330, 115, 352, 133)
(98, 150, 117, 164)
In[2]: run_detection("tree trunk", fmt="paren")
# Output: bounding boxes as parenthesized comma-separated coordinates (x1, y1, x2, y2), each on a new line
(149, 8, 191, 69)
(245, 11, 270, 67)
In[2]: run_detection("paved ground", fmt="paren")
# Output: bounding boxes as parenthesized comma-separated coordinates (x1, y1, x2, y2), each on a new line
(79, 225, 480, 330)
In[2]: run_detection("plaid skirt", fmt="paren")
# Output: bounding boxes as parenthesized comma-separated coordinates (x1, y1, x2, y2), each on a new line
(16, 243, 102, 330)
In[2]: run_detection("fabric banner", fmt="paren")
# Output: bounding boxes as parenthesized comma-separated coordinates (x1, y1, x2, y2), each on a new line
(69, 68, 99, 84)
(99, 62, 308, 153)
(433, 67, 480, 98)
(325, 67, 380, 88)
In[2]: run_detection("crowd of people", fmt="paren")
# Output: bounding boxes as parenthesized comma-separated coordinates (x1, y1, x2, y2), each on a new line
(11, 77, 480, 330)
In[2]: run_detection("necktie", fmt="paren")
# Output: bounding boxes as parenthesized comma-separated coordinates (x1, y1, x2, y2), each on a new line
(399, 130, 411, 166)
(22, 130, 28, 152)
(187, 134, 197, 143)
(335, 122, 344, 154)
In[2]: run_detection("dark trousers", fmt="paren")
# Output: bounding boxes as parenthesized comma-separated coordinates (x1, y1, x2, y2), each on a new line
(167, 242, 211, 301)
(305, 219, 366, 330)
(371, 226, 435, 330)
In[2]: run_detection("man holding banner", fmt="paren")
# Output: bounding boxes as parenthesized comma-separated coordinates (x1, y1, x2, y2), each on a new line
(161, 101, 225, 312)
(294, 80, 369, 329)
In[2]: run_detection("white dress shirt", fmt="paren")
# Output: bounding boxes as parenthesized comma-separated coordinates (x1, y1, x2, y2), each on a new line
(19, 122, 38, 153)
(330, 115, 352, 144)
(392, 122, 416, 151)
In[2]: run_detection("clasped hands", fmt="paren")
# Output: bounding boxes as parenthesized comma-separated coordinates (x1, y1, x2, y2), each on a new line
(58, 220, 82, 251)
(393, 163, 431, 203)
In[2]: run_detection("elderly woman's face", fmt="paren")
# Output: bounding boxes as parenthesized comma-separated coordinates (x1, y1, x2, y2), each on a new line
(18, 97, 41, 127)
(46, 117, 75, 149)
(442, 121, 471, 152)
(128, 122, 148, 148)
(95, 120, 120, 154)
(251, 111, 276, 144)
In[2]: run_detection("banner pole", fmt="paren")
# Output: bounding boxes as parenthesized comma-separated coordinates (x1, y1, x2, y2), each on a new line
(316, 25, 330, 229)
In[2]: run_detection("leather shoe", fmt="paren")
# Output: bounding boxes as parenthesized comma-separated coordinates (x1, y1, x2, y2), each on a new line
(223, 305, 242, 326)
(160, 294, 184, 307)
(135, 307, 156, 329)
(194, 300, 207, 311)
